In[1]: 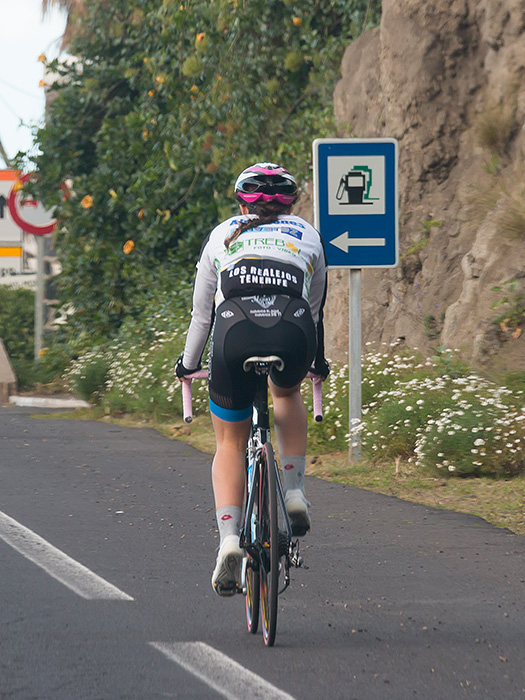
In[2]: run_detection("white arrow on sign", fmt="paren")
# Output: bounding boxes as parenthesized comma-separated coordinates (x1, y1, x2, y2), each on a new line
(330, 231, 386, 252)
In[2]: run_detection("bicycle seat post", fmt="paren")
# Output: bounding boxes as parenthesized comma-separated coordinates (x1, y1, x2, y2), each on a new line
(253, 367, 270, 437)
(243, 356, 284, 441)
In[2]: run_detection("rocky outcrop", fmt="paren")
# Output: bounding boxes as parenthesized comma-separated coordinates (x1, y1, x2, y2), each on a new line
(0, 338, 17, 402)
(305, 0, 525, 369)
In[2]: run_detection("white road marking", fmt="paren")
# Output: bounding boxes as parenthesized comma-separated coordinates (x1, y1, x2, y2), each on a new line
(150, 641, 297, 700)
(0, 510, 134, 601)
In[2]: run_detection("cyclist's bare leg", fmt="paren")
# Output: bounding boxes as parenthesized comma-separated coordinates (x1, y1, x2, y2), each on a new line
(269, 380, 307, 456)
(210, 414, 251, 510)
(269, 380, 311, 534)
(208, 415, 250, 595)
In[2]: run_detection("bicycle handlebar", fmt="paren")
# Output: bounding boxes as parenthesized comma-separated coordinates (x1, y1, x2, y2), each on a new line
(306, 372, 324, 423)
(181, 370, 207, 423)
(181, 370, 324, 424)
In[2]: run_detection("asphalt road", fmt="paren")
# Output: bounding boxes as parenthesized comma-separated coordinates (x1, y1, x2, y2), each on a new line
(1, 404, 524, 700)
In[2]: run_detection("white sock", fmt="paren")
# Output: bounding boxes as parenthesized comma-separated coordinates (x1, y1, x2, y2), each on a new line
(281, 455, 306, 494)
(216, 506, 242, 545)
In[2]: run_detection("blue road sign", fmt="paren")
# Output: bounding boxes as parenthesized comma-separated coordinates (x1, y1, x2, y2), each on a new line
(313, 138, 398, 268)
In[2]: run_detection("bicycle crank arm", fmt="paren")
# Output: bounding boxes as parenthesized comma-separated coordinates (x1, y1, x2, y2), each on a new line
(240, 557, 247, 592)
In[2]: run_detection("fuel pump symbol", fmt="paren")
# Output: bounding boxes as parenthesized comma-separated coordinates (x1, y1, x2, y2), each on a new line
(335, 166, 376, 205)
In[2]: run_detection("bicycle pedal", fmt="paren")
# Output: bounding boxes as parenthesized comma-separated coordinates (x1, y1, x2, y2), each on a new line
(214, 581, 241, 597)
(290, 540, 303, 568)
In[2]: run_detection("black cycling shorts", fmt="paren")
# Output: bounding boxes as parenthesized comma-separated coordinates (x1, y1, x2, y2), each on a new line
(208, 294, 317, 422)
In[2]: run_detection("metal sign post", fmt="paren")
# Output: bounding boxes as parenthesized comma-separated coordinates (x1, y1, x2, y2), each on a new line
(349, 268, 362, 461)
(313, 138, 399, 462)
(35, 236, 45, 360)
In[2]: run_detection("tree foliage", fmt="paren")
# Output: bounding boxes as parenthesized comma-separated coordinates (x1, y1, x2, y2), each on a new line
(28, 0, 381, 342)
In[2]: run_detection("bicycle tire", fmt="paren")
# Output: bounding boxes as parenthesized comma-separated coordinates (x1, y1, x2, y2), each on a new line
(245, 461, 260, 634)
(245, 556, 260, 634)
(259, 442, 279, 647)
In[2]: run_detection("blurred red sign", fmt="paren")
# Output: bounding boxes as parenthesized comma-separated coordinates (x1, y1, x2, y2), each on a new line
(8, 172, 57, 236)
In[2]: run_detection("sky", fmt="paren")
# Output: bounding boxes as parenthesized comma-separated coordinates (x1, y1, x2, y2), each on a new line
(0, 0, 67, 165)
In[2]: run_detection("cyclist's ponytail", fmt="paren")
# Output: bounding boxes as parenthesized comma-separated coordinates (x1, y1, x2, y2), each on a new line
(225, 200, 291, 250)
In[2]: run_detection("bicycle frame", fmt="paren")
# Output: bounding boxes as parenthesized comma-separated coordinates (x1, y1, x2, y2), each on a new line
(238, 360, 296, 595)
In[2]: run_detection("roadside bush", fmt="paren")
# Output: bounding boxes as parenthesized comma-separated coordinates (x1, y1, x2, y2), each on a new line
(361, 343, 438, 407)
(499, 371, 525, 408)
(63, 322, 197, 417)
(363, 371, 525, 477)
(66, 352, 110, 403)
(303, 345, 438, 452)
(348, 346, 524, 478)
(34, 341, 72, 384)
(0, 287, 34, 361)
(362, 375, 455, 460)
(414, 378, 525, 477)
(102, 338, 183, 416)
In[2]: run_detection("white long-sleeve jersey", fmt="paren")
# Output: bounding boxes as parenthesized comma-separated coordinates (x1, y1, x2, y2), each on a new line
(182, 214, 327, 370)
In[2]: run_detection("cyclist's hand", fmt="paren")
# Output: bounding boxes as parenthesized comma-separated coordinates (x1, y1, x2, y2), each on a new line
(175, 354, 201, 379)
(311, 357, 330, 379)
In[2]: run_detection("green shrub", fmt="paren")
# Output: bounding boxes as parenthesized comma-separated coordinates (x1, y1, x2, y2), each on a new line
(66, 352, 110, 403)
(361, 344, 436, 407)
(10, 358, 37, 389)
(102, 338, 184, 416)
(491, 279, 525, 329)
(0, 287, 34, 361)
(353, 347, 524, 478)
(63, 322, 191, 415)
(415, 379, 525, 477)
(34, 341, 72, 383)
(362, 375, 455, 461)
(498, 372, 525, 408)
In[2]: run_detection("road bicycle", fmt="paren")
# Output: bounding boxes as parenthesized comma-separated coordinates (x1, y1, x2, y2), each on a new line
(182, 358, 323, 647)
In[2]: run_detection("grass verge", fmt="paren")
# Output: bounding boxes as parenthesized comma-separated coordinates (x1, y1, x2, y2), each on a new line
(307, 452, 525, 536)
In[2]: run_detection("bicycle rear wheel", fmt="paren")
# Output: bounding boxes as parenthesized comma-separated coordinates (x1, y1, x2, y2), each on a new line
(245, 463, 260, 634)
(259, 442, 279, 647)
(245, 556, 260, 634)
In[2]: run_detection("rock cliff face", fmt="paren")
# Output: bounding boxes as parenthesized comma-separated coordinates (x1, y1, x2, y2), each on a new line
(299, 0, 525, 370)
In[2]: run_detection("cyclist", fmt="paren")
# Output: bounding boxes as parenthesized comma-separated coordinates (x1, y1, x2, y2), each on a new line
(176, 162, 329, 596)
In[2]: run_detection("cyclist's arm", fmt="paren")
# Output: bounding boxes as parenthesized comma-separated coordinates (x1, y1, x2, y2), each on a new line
(182, 243, 217, 370)
(309, 251, 327, 325)
(309, 242, 329, 376)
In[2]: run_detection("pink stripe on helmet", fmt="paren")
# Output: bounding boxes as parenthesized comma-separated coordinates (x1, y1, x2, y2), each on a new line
(236, 191, 296, 205)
